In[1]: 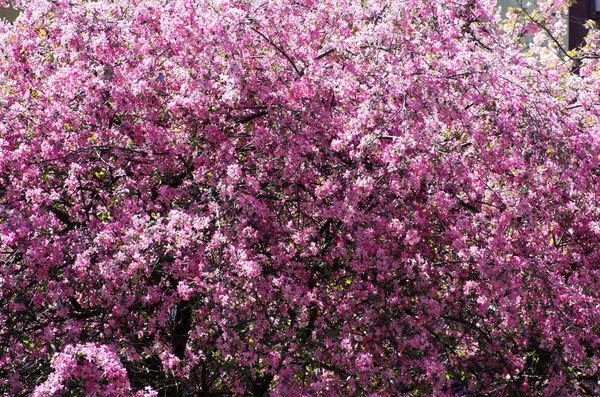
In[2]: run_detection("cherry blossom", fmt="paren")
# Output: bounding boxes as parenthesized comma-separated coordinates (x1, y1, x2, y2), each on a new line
(2, 0, 600, 395)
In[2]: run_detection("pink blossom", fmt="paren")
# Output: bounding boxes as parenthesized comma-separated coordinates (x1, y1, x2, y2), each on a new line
(1, 0, 599, 395)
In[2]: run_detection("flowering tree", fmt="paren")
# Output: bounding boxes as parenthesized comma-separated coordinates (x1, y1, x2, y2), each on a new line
(2, 0, 600, 395)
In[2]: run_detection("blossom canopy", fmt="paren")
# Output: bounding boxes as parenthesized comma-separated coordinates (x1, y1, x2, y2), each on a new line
(1, 0, 600, 395)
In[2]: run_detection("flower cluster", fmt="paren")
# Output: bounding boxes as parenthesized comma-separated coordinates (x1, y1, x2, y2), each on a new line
(32, 343, 140, 396)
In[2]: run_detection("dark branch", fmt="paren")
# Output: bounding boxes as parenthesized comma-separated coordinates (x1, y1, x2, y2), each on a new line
(315, 48, 335, 60)
(236, 110, 268, 124)
(250, 27, 304, 76)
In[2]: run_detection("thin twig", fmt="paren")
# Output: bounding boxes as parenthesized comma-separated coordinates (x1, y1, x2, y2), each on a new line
(250, 26, 304, 76)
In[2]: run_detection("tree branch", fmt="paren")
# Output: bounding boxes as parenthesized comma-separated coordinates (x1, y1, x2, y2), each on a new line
(250, 26, 304, 76)
(236, 110, 268, 124)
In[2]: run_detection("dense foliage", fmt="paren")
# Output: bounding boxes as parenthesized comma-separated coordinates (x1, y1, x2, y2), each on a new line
(2, 0, 600, 395)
